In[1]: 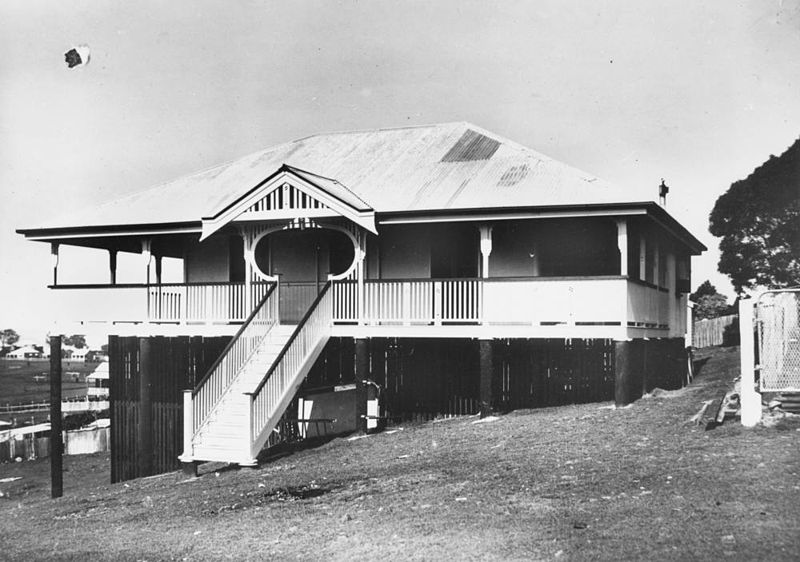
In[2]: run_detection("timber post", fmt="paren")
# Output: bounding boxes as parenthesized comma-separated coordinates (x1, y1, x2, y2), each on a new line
(179, 389, 195, 473)
(355, 338, 369, 432)
(49, 335, 63, 498)
(138, 337, 154, 476)
(479, 338, 494, 417)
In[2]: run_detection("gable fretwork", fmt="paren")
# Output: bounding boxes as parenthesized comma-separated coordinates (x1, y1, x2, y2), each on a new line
(200, 165, 376, 242)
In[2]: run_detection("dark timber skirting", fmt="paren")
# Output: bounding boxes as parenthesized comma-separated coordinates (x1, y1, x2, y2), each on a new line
(108, 334, 687, 482)
(614, 338, 688, 407)
(304, 337, 624, 421)
(108, 335, 231, 483)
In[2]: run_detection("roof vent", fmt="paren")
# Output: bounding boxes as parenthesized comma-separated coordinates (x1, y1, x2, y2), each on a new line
(441, 129, 500, 162)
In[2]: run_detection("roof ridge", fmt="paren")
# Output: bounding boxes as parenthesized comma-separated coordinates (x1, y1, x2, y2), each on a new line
(292, 121, 468, 143)
(284, 165, 373, 210)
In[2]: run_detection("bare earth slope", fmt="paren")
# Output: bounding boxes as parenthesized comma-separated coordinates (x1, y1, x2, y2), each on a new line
(1, 346, 798, 561)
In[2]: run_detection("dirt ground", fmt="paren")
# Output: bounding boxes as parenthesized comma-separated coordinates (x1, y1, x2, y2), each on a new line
(1, 346, 798, 561)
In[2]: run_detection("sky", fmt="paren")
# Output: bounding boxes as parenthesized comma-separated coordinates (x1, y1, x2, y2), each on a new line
(1, 0, 799, 344)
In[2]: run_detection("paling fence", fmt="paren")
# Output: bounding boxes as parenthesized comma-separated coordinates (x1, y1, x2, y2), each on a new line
(0, 427, 109, 462)
(693, 314, 738, 348)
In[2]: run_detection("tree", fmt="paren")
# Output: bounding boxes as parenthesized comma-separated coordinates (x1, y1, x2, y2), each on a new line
(690, 280, 718, 303)
(694, 293, 731, 320)
(690, 280, 733, 320)
(62, 334, 87, 349)
(1, 328, 19, 347)
(709, 137, 800, 293)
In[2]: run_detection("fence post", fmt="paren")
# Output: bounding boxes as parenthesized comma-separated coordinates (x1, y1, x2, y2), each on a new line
(740, 298, 760, 427)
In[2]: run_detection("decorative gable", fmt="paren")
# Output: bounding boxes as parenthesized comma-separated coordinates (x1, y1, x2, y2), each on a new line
(242, 182, 331, 215)
(200, 165, 376, 241)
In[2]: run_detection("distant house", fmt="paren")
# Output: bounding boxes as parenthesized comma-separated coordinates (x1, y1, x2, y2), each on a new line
(86, 361, 110, 398)
(62, 346, 88, 362)
(18, 122, 705, 479)
(5, 345, 42, 359)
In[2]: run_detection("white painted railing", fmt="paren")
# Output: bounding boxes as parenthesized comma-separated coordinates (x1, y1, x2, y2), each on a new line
(333, 279, 483, 325)
(247, 283, 332, 458)
(148, 282, 272, 323)
(482, 277, 627, 326)
(626, 281, 670, 328)
(190, 284, 279, 440)
(332, 277, 638, 327)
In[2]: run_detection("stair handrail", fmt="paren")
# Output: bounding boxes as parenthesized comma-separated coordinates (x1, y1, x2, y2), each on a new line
(246, 281, 332, 455)
(190, 282, 278, 437)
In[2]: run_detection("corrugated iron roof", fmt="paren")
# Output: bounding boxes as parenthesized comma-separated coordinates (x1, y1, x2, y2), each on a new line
(26, 122, 639, 230)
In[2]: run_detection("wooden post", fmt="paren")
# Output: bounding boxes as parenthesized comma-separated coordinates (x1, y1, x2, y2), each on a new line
(615, 339, 645, 407)
(639, 236, 646, 282)
(479, 339, 494, 417)
(141, 239, 152, 284)
(479, 225, 493, 279)
(740, 298, 760, 427)
(49, 336, 63, 498)
(138, 338, 154, 477)
(50, 243, 59, 286)
(179, 389, 194, 470)
(155, 255, 163, 285)
(433, 282, 442, 326)
(355, 338, 369, 432)
(109, 250, 118, 285)
(616, 219, 628, 277)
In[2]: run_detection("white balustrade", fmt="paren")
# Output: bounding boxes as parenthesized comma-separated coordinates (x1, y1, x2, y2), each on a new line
(247, 285, 332, 457)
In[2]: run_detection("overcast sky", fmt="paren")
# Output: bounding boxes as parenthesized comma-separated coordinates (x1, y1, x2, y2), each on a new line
(1, 0, 799, 343)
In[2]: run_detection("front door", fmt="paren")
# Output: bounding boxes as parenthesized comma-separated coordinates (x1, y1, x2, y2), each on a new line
(257, 228, 355, 323)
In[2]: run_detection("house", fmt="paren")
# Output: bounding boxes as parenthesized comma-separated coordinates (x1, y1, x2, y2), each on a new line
(62, 345, 88, 362)
(86, 361, 110, 398)
(17, 123, 705, 480)
(4, 345, 42, 359)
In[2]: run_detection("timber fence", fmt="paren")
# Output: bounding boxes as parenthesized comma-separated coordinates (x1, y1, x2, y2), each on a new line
(0, 427, 109, 463)
(693, 314, 738, 348)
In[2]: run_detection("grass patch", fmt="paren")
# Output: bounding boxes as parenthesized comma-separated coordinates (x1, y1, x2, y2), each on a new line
(1, 346, 798, 560)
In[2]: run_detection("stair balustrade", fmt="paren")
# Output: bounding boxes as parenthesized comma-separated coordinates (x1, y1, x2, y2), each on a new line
(188, 283, 278, 442)
(246, 282, 333, 459)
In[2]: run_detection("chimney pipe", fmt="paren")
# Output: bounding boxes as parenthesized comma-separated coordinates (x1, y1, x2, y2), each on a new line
(659, 179, 669, 207)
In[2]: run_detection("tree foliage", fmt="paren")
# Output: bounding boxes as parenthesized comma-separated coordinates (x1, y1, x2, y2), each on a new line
(709, 137, 800, 293)
(1, 328, 20, 347)
(690, 280, 732, 320)
(690, 280, 718, 303)
(62, 334, 87, 349)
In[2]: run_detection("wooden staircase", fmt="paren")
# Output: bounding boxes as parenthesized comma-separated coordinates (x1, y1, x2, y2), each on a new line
(190, 324, 294, 464)
(180, 282, 333, 467)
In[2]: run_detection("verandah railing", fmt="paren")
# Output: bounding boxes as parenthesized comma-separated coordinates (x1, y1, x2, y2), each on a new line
(330, 276, 666, 328)
(332, 278, 483, 324)
(246, 282, 333, 459)
(188, 283, 278, 441)
(148, 281, 272, 323)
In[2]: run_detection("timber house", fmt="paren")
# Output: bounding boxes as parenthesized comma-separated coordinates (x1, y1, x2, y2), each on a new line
(18, 123, 706, 480)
